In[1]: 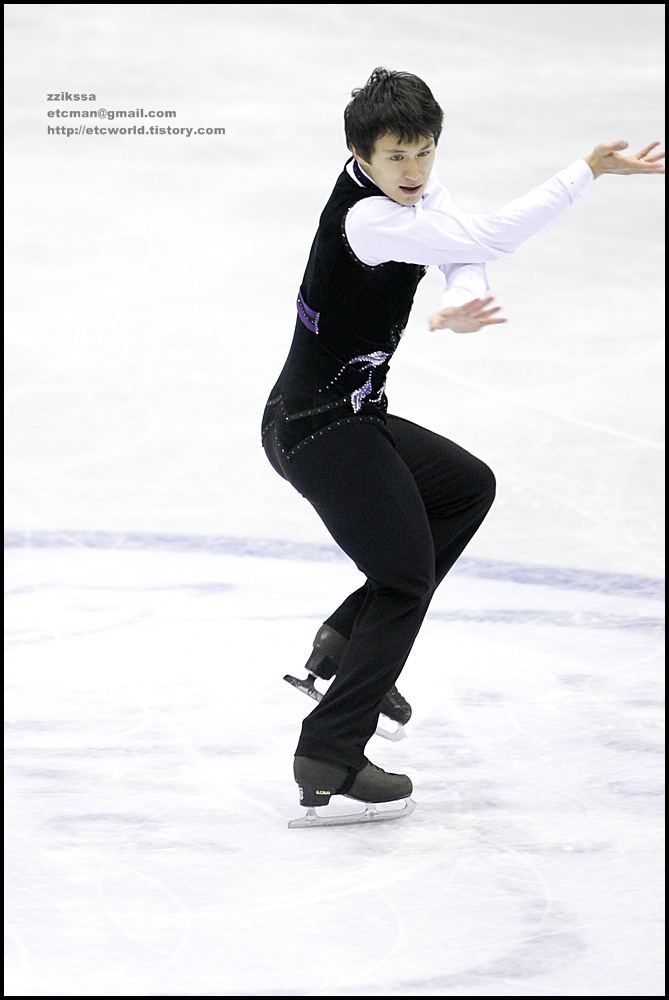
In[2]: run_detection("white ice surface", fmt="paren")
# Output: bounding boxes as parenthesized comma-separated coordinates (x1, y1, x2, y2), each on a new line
(4, 4, 666, 997)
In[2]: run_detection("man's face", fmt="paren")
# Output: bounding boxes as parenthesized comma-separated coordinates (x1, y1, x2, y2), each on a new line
(351, 133, 436, 206)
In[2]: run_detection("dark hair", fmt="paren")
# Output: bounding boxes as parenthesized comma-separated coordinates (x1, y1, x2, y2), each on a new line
(344, 67, 444, 162)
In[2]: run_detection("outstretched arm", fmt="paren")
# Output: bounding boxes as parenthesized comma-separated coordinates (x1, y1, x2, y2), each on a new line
(585, 140, 665, 178)
(348, 141, 664, 268)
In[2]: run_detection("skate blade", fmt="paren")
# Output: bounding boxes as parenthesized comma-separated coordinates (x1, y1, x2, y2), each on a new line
(288, 797, 415, 829)
(283, 673, 323, 704)
(283, 674, 408, 742)
(376, 720, 407, 742)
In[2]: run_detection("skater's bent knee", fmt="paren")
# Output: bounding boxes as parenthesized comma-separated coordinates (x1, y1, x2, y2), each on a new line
(482, 464, 496, 504)
(471, 461, 496, 509)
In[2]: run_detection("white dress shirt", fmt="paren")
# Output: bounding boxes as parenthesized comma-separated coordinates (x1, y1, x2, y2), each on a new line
(344, 158, 594, 308)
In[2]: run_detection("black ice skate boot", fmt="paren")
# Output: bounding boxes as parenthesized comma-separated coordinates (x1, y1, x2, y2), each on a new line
(289, 756, 414, 827)
(304, 624, 413, 726)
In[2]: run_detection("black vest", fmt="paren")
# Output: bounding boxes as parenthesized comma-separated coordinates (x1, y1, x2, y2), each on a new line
(262, 160, 426, 452)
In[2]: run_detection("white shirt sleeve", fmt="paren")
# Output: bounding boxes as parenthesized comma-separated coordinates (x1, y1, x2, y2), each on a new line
(438, 262, 491, 308)
(345, 159, 594, 268)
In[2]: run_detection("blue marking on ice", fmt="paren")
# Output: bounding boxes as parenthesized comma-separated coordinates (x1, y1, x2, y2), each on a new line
(4, 529, 664, 600)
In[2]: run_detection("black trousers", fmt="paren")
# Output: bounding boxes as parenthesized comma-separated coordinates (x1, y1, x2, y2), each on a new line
(263, 413, 496, 771)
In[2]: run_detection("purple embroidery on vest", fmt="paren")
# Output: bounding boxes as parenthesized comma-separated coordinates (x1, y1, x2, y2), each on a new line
(296, 288, 320, 334)
(322, 350, 391, 412)
(347, 351, 390, 413)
